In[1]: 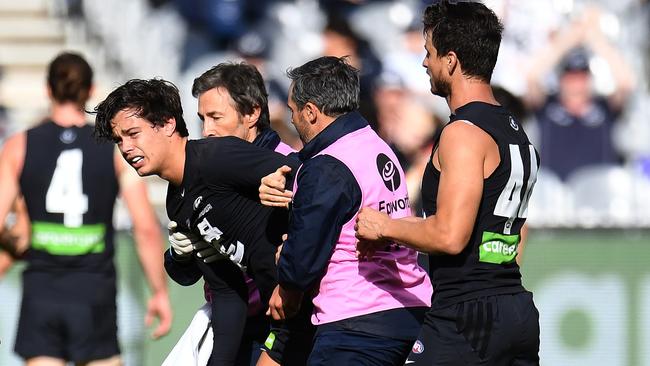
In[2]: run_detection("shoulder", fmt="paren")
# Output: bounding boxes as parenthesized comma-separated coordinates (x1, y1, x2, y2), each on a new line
(438, 120, 495, 162)
(441, 120, 491, 144)
(300, 155, 358, 188)
(301, 154, 349, 173)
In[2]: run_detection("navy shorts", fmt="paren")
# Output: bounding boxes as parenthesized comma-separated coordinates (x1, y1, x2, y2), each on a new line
(307, 329, 414, 366)
(406, 292, 540, 366)
(14, 295, 119, 362)
(14, 271, 119, 363)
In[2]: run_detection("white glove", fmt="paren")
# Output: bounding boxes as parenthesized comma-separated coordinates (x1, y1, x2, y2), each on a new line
(193, 240, 225, 263)
(168, 221, 200, 257)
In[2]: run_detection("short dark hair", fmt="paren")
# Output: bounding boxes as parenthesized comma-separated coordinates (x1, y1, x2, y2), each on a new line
(47, 52, 93, 108)
(93, 78, 189, 141)
(192, 62, 270, 129)
(423, 1, 503, 83)
(287, 56, 359, 117)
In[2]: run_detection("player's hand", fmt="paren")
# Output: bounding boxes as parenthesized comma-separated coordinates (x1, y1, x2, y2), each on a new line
(193, 239, 224, 263)
(355, 207, 390, 258)
(168, 221, 199, 257)
(266, 285, 302, 321)
(275, 234, 287, 264)
(355, 207, 389, 241)
(259, 165, 293, 208)
(145, 290, 172, 339)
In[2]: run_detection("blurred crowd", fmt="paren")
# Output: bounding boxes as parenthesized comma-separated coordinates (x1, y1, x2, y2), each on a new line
(2, 0, 650, 225)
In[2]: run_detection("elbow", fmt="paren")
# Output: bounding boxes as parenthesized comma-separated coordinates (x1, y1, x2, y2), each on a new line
(438, 232, 470, 256)
(442, 242, 464, 256)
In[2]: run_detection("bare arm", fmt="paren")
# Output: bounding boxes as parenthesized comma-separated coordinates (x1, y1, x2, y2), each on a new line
(516, 223, 529, 265)
(0, 134, 27, 278)
(0, 251, 13, 279)
(115, 150, 172, 339)
(581, 7, 635, 109)
(0, 133, 26, 242)
(525, 20, 586, 108)
(356, 122, 492, 255)
(525, 6, 634, 109)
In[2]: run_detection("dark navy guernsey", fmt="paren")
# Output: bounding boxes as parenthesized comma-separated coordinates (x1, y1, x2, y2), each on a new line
(19, 121, 119, 302)
(165, 135, 298, 304)
(164, 128, 296, 287)
(421, 101, 540, 309)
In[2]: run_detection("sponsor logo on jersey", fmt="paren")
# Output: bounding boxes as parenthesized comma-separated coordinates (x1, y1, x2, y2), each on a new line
(378, 196, 410, 215)
(31, 221, 105, 255)
(479, 231, 520, 264)
(412, 340, 424, 354)
(509, 116, 519, 131)
(198, 203, 212, 218)
(264, 332, 276, 350)
(193, 196, 203, 210)
(376, 153, 401, 192)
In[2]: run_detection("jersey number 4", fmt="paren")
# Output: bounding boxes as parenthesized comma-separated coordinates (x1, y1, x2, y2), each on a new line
(45, 149, 88, 227)
(493, 144, 538, 234)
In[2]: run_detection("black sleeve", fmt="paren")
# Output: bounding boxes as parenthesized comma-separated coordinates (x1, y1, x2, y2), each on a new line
(202, 137, 299, 191)
(277, 155, 362, 291)
(163, 248, 203, 286)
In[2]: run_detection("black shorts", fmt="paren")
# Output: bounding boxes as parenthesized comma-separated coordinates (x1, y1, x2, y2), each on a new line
(406, 292, 540, 366)
(14, 272, 119, 362)
(262, 297, 315, 365)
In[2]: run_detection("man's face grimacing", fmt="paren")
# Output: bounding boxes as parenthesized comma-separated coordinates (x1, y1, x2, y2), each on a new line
(198, 87, 255, 142)
(111, 109, 172, 177)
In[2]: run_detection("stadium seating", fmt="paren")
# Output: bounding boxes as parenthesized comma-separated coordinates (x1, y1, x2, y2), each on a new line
(566, 164, 635, 228)
(527, 168, 574, 228)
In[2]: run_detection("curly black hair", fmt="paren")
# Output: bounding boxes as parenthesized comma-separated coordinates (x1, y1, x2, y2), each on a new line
(93, 78, 188, 142)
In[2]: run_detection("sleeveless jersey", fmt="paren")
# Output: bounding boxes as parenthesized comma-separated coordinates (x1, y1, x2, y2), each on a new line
(19, 121, 119, 274)
(294, 125, 432, 325)
(421, 102, 539, 308)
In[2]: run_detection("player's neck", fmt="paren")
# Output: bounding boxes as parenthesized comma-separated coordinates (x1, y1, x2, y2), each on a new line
(50, 102, 87, 127)
(161, 137, 187, 187)
(448, 79, 499, 113)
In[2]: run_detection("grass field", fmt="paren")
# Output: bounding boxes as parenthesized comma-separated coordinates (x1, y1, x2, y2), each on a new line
(1, 228, 649, 365)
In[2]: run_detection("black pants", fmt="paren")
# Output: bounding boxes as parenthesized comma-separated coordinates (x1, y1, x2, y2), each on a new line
(406, 292, 540, 366)
(206, 261, 253, 366)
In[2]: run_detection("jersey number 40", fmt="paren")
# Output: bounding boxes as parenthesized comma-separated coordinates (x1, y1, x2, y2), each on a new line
(493, 144, 538, 235)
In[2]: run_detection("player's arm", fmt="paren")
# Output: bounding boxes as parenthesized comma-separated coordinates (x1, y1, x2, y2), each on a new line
(516, 223, 529, 265)
(114, 150, 172, 339)
(356, 122, 489, 255)
(163, 247, 203, 286)
(0, 133, 26, 252)
(210, 137, 299, 191)
(0, 251, 13, 279)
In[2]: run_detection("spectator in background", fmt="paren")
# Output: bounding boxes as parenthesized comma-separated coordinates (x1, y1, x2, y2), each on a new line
(321, 14, 382, 128)
(372, 71, 441, 215)
(526, 6, 635, 180)
(233, 30, 302, 150)
(172, 0, 278, 70)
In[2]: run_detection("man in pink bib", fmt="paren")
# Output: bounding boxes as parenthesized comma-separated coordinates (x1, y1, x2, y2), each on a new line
(263, 56, 432, 365)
